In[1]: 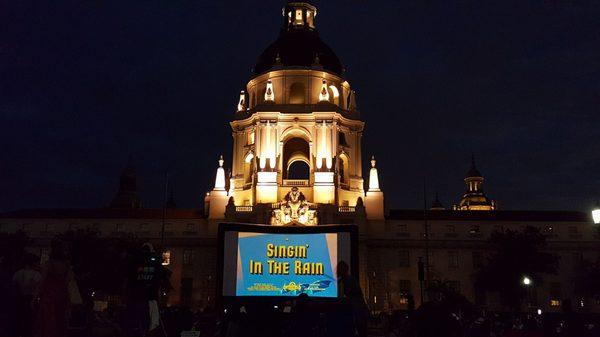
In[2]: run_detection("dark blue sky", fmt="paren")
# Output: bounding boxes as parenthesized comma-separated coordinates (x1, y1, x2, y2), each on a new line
(2, 1, 599, 212)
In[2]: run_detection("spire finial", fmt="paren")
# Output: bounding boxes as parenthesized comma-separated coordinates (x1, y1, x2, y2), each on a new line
(371, 155, 376, 168)
(218, 155, 224, 167)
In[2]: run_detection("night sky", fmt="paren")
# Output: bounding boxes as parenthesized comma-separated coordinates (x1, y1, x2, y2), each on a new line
(2, 1, 600, 212)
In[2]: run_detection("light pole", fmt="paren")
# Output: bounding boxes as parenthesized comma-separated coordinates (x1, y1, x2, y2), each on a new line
(522, 275, 533, 310)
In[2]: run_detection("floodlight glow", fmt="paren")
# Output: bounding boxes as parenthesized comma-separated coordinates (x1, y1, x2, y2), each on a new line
(592, 201, 600, 224)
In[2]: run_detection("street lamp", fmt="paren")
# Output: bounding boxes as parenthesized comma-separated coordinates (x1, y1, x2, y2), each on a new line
(592, 200, 600, 225)
(522, 276, 532, 286)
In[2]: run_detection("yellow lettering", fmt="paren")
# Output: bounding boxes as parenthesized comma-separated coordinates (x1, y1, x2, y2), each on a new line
(266, 244, 274, 258)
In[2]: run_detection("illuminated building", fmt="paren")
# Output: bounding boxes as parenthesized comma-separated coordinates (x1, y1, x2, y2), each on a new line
(1, 1, 598, 313)
(205, 0, 383, 225)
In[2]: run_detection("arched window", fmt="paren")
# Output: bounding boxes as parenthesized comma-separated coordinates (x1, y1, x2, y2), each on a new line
(289, 83, 305, 104)
(283, 137, 310, 179)
(287, 161, 310, 179)
(328, 85, 340, 106)
(244, 152, 254, 185)
(339, 153, 349, 185)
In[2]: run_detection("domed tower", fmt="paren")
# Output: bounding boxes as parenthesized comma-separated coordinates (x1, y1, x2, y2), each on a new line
(454, 157, 496, 211)
(109, 162, 142, 209)
(208, 1, 381, 223)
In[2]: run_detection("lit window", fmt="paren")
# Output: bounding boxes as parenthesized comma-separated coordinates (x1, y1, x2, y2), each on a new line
(550, 299, 561, 307)
(162, 250, 171, 266)
(294, 9, 303, 25)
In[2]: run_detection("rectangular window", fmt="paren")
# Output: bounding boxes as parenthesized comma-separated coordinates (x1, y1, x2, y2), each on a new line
(183, 249, 195, 265)
(40, 248, 50, 264)
(448, 251, 459, 268)
(116, 224, 123, 232)
(397, 224, 407, 232)
(568, 226, 578, 234)
(550, 299, 561, 307)
(398, 250, 410, 267)
(444, 225, 458, 237)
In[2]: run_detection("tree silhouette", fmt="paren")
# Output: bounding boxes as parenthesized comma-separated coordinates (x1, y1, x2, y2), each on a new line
(475, 226, 558, 311)
(57, 229, 144, 301)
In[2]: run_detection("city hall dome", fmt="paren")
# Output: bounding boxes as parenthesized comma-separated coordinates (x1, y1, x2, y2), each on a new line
(253, 2, 344, 76)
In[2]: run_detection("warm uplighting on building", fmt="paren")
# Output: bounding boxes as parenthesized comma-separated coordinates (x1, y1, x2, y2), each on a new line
(214, 155, 226, 191)
(592, 200, 600, 224)
(319, 80, 329, 102)
(368, 156, 380, 192)
(237, 90, 246, 111)
(264, 80, 274, 102)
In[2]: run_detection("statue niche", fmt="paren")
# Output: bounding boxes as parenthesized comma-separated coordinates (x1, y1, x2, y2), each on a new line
(271, 187, 318, 226)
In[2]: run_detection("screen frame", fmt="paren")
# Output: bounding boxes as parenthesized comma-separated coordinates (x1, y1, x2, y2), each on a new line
(216, 223, 359, 304)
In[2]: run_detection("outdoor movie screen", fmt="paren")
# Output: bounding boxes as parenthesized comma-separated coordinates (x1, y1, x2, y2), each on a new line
(219, 225, 355, 298)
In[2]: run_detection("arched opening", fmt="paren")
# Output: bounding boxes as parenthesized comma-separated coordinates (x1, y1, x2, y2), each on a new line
(289, 82, 305, 104)
(287, 161, 310, 179)
(328, 85, 340, 106)
(283, 137, 310, 180)
(243, 152, 254, 186)
(339, 153, 349, 186)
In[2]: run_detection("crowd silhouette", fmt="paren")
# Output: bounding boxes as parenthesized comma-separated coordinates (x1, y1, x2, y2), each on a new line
(3, 244, 600, 337)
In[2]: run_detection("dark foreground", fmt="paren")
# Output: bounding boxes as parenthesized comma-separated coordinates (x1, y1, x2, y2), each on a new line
(8, 304, 597, 337)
